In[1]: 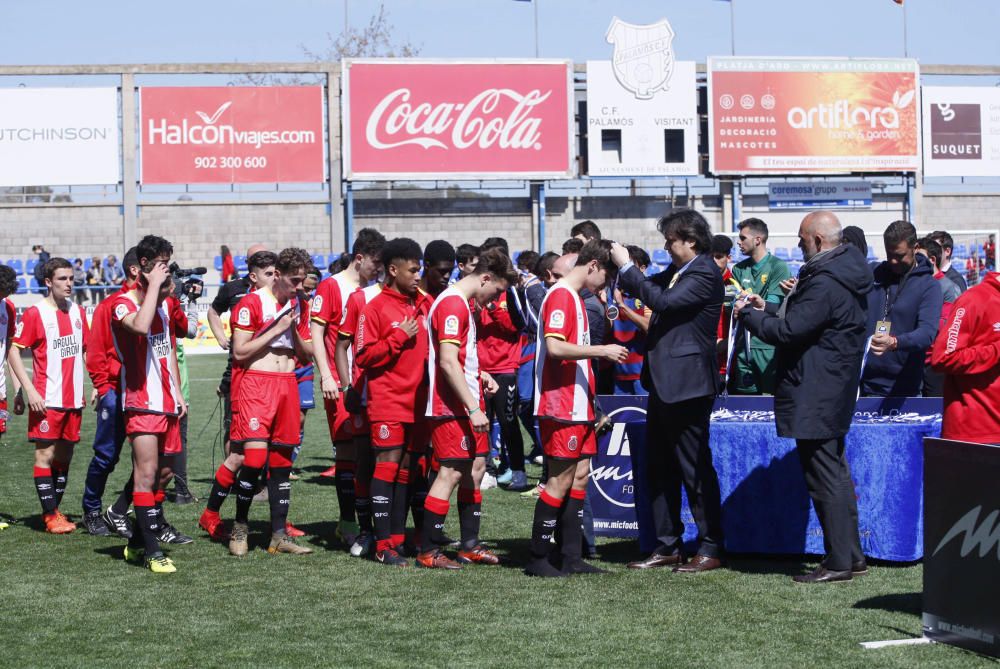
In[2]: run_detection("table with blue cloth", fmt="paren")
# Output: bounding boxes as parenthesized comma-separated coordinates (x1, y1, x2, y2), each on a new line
(588, 396, 941, 562)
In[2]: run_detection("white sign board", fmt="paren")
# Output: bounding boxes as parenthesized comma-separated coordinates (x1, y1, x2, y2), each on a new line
(922, 86, 1000, 177)
(0, 88, 120, 186)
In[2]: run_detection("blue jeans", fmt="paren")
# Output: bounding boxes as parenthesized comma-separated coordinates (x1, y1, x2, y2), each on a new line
(81, 390, 126, 513)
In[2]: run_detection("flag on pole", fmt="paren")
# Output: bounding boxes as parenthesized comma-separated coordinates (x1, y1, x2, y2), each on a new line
(892, 0, 904, 5)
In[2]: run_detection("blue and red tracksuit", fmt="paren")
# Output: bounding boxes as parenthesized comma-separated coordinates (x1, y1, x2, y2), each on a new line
(612, 296, 648, 396)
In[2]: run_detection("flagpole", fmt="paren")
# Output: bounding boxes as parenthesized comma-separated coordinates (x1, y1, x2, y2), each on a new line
(533, 0, 539, 57)
(730, 0, 736, 56)
(903, 1, 909, 57)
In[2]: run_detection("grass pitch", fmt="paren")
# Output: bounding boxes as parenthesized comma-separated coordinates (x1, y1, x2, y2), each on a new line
(0, 355, 990, 668)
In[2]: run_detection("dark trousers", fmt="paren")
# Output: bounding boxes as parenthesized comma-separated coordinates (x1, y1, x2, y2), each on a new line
(485, 373, 525, 474)
(796, 437, 863, 571)
(82, 390, 126, 513)
(645, 393, 724, 558)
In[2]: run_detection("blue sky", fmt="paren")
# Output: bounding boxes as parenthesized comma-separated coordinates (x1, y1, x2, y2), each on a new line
(2, 0, 998, 67)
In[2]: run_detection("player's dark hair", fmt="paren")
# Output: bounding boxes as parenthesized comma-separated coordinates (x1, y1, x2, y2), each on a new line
(305, 265, 322, 280)
(0, 265, 17, 297)
(884, 220, 917, 249)
(43, 257, 73, 281)
(570, 220, 602, 241)
(533, 251, 559, 279)
(276, 248, 311, 275)
(382, 238, 423, 266)
(711, 234, 734, 256)
(424, 240, 456, 266)
(561, 238, 584, 254)
(576, 239, 617, 277)
(657, 210, 713, 254)
(136, 235, 173, 271)
(928, 230, 955, 252)
(627, 245, 651, 268)
(480, 237, 509, 257)
(352, 227, 386, 259)
(248, 250, 278, 272)
(473, 247, 519, 285)
(738, 217, 769, 243)
(916, 236, 944, 269)
(123, 247, 140, 272)
(456, 244, 480, 265)
(517, 250, 540, 273)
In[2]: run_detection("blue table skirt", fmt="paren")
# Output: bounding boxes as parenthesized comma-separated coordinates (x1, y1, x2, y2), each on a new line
(589, 396, 939, 562)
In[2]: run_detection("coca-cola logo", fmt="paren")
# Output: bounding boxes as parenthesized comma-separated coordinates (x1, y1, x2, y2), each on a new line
(365, 88, 550, 151)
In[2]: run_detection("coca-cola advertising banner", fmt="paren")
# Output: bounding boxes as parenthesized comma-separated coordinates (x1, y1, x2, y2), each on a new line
(140, 87, 325, 184)
(708, 57, 920, 174)
(342, 59, 575, 180)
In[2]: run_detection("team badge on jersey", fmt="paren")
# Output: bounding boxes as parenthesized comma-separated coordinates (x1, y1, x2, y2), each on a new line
(460, 436, 470, 451)
(311, 295, 323, 313)
(114, 304, 129, 321)
(39, 420, 50, 434)
(444, 314, 460, 337)
(237, 307, 251, 327)
(249, 417, 260, 431)
(548, 309, 565, 329)
(378, 424, 390, 441)
(567, 435, 579, 452)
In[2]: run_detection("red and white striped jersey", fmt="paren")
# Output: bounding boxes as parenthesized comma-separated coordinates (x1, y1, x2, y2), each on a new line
(0, 298, 16, 399)
(339, 283, 382, 406)
(426, 287, 482, 418)
(232, 287, 311, 352)
(534, 281, 594, 423)
(110, 291, 180, 415)
(13, 299, 88, 409)
(310, 272, 359, 384)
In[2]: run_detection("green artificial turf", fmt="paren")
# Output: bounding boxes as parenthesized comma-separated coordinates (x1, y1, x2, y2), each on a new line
(0, 355, 991, 668)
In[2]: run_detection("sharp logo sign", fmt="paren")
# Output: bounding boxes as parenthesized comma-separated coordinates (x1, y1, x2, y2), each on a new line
(933, 505, 1000, 559)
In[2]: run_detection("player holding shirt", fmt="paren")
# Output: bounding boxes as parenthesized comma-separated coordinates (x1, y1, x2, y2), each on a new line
(8, 258, 88, 535)
(527, 240, 627, 577)
(417, 248, 518, 569)
(107, 236, 188, 573)
(354, 238, 430, 567)
(310, 228, 385, 546)
(228, 248, 314, 557)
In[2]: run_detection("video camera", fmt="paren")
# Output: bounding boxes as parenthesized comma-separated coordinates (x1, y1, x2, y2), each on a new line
(169, 262, 206, 301)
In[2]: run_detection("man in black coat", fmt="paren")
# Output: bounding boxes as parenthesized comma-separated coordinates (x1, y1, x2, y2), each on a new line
(738, 211, 873, 584)
(611, 210, 725, 573)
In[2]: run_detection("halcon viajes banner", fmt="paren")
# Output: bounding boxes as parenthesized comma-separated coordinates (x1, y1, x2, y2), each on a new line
(0, 88, 119, 187)
(708, 57, 920, 174)
(139, 87, 325, 184)
(922, 86, 1000, 177)
(342, 59, 575, 180)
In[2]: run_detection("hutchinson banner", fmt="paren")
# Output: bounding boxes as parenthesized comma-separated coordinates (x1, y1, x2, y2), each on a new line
(0, 88, 119, 187)
(342, 59, 575, 180)
(140, 87, 325, 184)
(708, 57, 920, 174)
(922, 87, 1000, 177)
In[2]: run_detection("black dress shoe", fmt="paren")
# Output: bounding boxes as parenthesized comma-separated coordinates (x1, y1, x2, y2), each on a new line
(822, 558, 868, 576)
(793, 566, 853, 584)
(626, 551, 684, 570)
(673, 554, 723, 573)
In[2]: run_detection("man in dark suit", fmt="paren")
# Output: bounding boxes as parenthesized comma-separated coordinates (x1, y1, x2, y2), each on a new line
(738, 211, 873, 583)
(611, 210, 725, 573)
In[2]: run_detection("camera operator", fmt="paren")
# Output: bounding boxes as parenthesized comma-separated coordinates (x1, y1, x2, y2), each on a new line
(167, 262, 205, 504)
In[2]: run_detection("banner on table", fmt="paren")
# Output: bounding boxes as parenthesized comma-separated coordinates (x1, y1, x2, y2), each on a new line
(0, 88, 119, 187)
(767, 180, 872, 209)
(342, 59, 575, 180)
(590, 396, 646, 538)
(708, 57, 920, 174)
(922, 86, 1000, 177)
(140, 86, 325, 184)
(585, 60, 699, 176)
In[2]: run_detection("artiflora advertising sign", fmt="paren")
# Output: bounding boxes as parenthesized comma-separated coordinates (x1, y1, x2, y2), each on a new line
(922, 87, 1000, 177)
(342, 59, 575, 180)
(139, 87, 325, 184)
(0, 88, 119, 187)
(708, 57, 920, 174)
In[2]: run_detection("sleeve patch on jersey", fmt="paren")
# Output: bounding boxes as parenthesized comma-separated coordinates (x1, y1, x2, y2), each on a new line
(13, 321, 23, 339)
(237, 307, 251, 327)
(311, 295, 323, 314)
(548, 309, 565, 329)
(443, 314, 460, 337)
(114, 304, 129, 321)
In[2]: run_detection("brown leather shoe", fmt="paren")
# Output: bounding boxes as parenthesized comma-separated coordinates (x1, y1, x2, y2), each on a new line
(626, 551, 684, 570)
(673, 554, 722, 573)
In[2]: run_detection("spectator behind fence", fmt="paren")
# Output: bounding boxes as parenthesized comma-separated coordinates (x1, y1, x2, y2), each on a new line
(220, 245, 237, 282)
(87, 255, 105, 303)
(103, 254, 125, 288)
(72, 258, 87, 304)
(841, 226, 869, 259)
(860, 220, 942, 398)
(927, 231, 968, 293)
(32, 244, 50, 290)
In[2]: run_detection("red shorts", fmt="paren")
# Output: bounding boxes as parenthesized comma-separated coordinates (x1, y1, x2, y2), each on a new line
(539, 419, 596, 461)
(324, 395, 354, 443)
(125, 411, 182, 455)
(29, 408, 82, 443)
(430, 418, 489, 462)
(370, 420, 431, 453)
(0, 398, 7, 434)
(231, 370, 300, 447)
